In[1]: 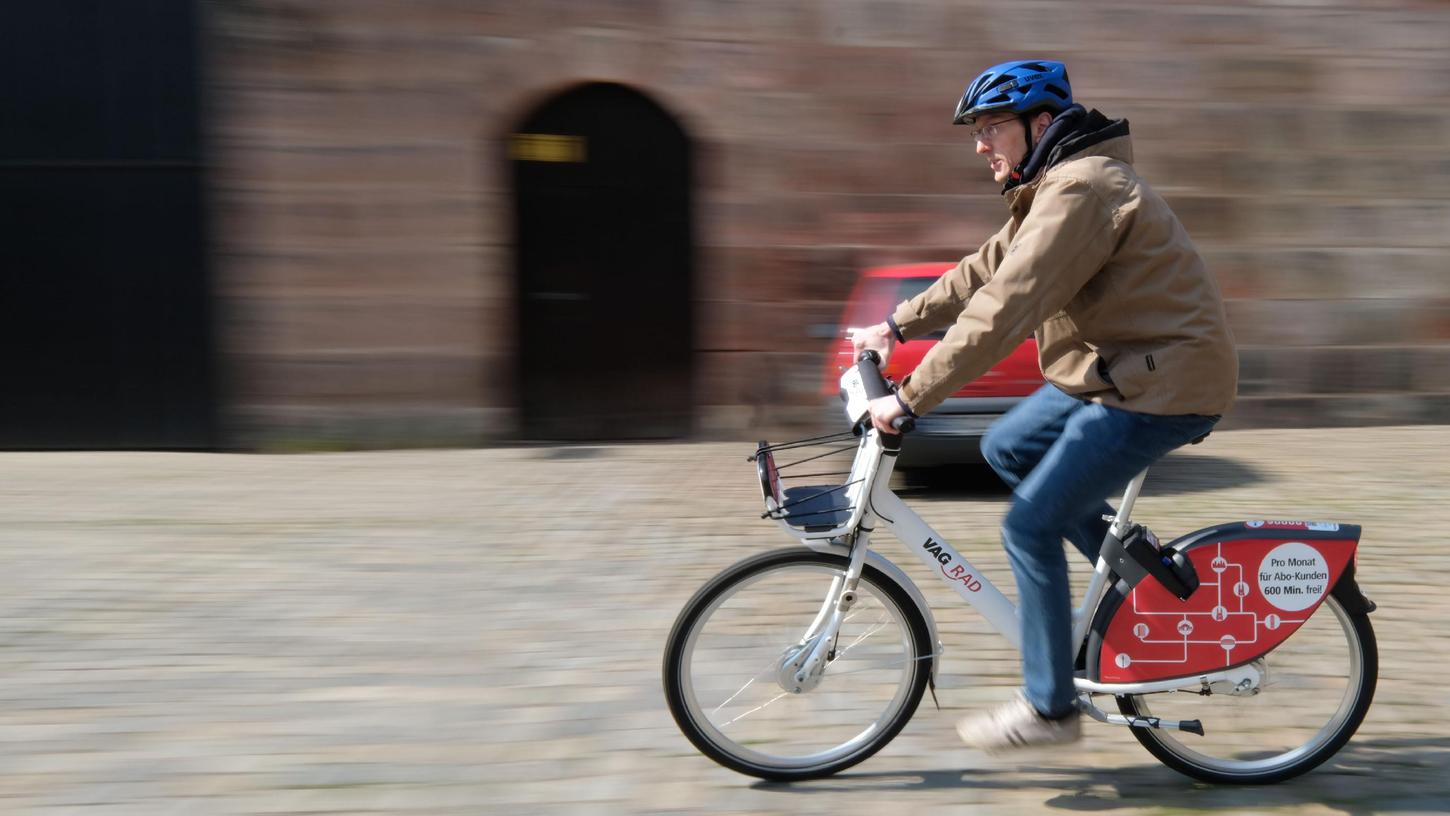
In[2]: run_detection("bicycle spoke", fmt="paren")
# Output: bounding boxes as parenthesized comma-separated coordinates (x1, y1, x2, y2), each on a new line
(711, 656, 788, 715)
(835, 610, 891, 658)
(712, 676, 760, 717)
(719, 692, 790, 728)
(826, 651, 941, 676)
(712, 606, 886, 717)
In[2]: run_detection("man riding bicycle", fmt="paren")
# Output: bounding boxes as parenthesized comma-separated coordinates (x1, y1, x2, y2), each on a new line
(852, 59, 1239, 752)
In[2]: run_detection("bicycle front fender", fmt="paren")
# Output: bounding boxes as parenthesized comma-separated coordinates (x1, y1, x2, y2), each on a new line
(802, 540, 943, 683)
(1085, 520, 1362, 685)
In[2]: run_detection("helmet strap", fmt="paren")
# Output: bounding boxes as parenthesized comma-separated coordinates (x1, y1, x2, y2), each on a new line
(1009, 113, 1036, 184)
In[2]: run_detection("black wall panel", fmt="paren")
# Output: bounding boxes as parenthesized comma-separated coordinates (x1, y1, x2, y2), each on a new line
(0, 1, 215, 448)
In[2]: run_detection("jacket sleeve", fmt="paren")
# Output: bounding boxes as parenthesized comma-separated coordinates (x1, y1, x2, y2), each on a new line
(889, 219, 1013, 340)
(898, 177, 1115, 415)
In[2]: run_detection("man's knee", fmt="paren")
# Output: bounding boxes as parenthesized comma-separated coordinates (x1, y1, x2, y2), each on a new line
(1002, 496, 1066, 550)
(980, 425, 1020, 476)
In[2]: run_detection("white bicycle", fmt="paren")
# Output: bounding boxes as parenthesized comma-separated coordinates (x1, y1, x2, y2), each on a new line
(663, 351, 1377, 784)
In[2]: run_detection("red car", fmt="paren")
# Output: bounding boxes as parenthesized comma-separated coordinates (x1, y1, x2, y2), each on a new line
(825, 263, 1044, 466)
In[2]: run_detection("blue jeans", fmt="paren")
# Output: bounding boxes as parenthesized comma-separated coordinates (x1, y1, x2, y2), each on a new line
(981, 384, 1219, 718)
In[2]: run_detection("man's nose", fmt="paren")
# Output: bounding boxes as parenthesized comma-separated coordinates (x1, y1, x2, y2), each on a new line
(975, 139, 990, 155)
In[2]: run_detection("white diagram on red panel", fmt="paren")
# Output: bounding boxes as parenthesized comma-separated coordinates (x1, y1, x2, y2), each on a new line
(1115, 542, 1317, 669)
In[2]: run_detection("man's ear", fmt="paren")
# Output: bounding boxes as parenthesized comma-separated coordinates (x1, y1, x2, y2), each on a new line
(1034, 111, 1054, 140)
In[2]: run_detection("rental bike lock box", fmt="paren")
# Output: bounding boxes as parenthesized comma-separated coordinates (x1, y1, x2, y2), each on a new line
(1101, 523, 1200, 600)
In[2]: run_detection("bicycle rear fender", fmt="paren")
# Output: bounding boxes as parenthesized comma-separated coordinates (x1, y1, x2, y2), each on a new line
(1086, 521, 1362, 685)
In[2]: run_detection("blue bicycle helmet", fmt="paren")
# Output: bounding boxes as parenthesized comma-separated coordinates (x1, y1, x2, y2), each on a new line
(952, 60, 1073, 126)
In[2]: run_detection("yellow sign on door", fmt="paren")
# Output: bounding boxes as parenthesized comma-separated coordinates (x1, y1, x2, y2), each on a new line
(510, 133, 587, 163)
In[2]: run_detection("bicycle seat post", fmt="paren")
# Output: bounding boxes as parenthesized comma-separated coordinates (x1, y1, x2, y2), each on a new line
(1108, 469, 1149, 539)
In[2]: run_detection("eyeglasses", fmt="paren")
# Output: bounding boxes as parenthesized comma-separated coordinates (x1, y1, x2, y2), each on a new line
(967, 117, 1020, 142)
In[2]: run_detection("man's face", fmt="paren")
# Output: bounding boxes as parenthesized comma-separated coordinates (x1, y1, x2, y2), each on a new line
(971, 115, 1029, 184)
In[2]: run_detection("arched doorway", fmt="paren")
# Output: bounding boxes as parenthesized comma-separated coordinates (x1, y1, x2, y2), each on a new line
(509, 83, 694, 440)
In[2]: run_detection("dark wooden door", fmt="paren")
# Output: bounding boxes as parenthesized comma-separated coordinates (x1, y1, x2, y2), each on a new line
(511, 84, 693, 440)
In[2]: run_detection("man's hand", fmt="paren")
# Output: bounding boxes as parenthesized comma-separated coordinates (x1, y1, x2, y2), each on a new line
(867, 394, 907, 435)
(850, 322, 896, 369)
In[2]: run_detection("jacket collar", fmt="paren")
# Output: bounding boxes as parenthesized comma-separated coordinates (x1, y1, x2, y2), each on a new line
(1050, 110, 1131, 167)
(1003, 107, 1132, 194)
(1003, 105, 1086, 192)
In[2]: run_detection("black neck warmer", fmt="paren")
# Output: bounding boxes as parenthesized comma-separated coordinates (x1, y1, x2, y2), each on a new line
(1003, 104, 1087, 192)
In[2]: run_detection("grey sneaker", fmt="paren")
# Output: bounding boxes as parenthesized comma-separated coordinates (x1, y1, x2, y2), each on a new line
(956, 692, 1082, 753)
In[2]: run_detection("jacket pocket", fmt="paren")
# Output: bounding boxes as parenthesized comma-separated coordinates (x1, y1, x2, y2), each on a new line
(1106, 350, 1158, 401)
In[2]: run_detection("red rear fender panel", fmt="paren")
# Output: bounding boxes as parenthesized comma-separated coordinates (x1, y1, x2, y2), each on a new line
(1090, 521, 1362, 684)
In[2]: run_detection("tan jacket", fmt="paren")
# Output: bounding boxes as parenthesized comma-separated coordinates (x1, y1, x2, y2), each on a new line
(892, 122, 1238, 417)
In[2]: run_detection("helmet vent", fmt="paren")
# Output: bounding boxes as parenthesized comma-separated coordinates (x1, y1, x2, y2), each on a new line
(1045, 84, 1070, 100)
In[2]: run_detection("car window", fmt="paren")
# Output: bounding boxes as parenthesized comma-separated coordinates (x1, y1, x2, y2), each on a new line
(886, 278, 947, 341)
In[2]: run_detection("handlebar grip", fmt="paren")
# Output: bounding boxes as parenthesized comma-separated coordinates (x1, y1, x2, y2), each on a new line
(857, 350, 891, 400)
(857, 350, 915, 435)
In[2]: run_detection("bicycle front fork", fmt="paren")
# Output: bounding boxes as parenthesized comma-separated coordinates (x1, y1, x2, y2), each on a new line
(781, 531, 872, 694)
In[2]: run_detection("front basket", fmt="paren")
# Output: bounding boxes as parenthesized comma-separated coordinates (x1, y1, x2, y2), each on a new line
(751, 432, 863, 533)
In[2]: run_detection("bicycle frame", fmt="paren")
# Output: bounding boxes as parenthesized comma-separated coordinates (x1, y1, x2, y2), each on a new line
(786, 426, 1251, 726)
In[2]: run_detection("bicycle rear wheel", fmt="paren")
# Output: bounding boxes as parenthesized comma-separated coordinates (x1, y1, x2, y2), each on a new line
(663, 548, 933, 781)
(1117, 592, 1377, 784)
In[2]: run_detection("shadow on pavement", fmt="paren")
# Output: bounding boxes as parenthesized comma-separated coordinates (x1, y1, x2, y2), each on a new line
(533, 445, 608, 460)
(1146, 452, 1268, 496)
(897, 453, 1265, 501)
(753, 735, 1450, 813)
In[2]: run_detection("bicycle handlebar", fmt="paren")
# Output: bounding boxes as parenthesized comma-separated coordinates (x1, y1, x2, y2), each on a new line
(856, 350, 915, 434)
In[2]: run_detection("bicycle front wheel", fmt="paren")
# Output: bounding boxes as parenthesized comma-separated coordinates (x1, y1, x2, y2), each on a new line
(663, 548, 933, 781)
(1117, 591, 1377, 784)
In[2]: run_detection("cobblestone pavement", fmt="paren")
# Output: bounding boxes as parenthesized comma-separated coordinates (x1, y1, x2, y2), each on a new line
(1, 427, 1448, 815)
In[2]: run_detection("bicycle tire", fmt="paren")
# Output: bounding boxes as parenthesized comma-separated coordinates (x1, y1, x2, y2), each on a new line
(663, 548, 934, 781)
(1116, 591, 1377, 784)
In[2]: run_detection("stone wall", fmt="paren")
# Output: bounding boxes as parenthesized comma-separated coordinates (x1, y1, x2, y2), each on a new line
(205, 0, 1450, 447)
